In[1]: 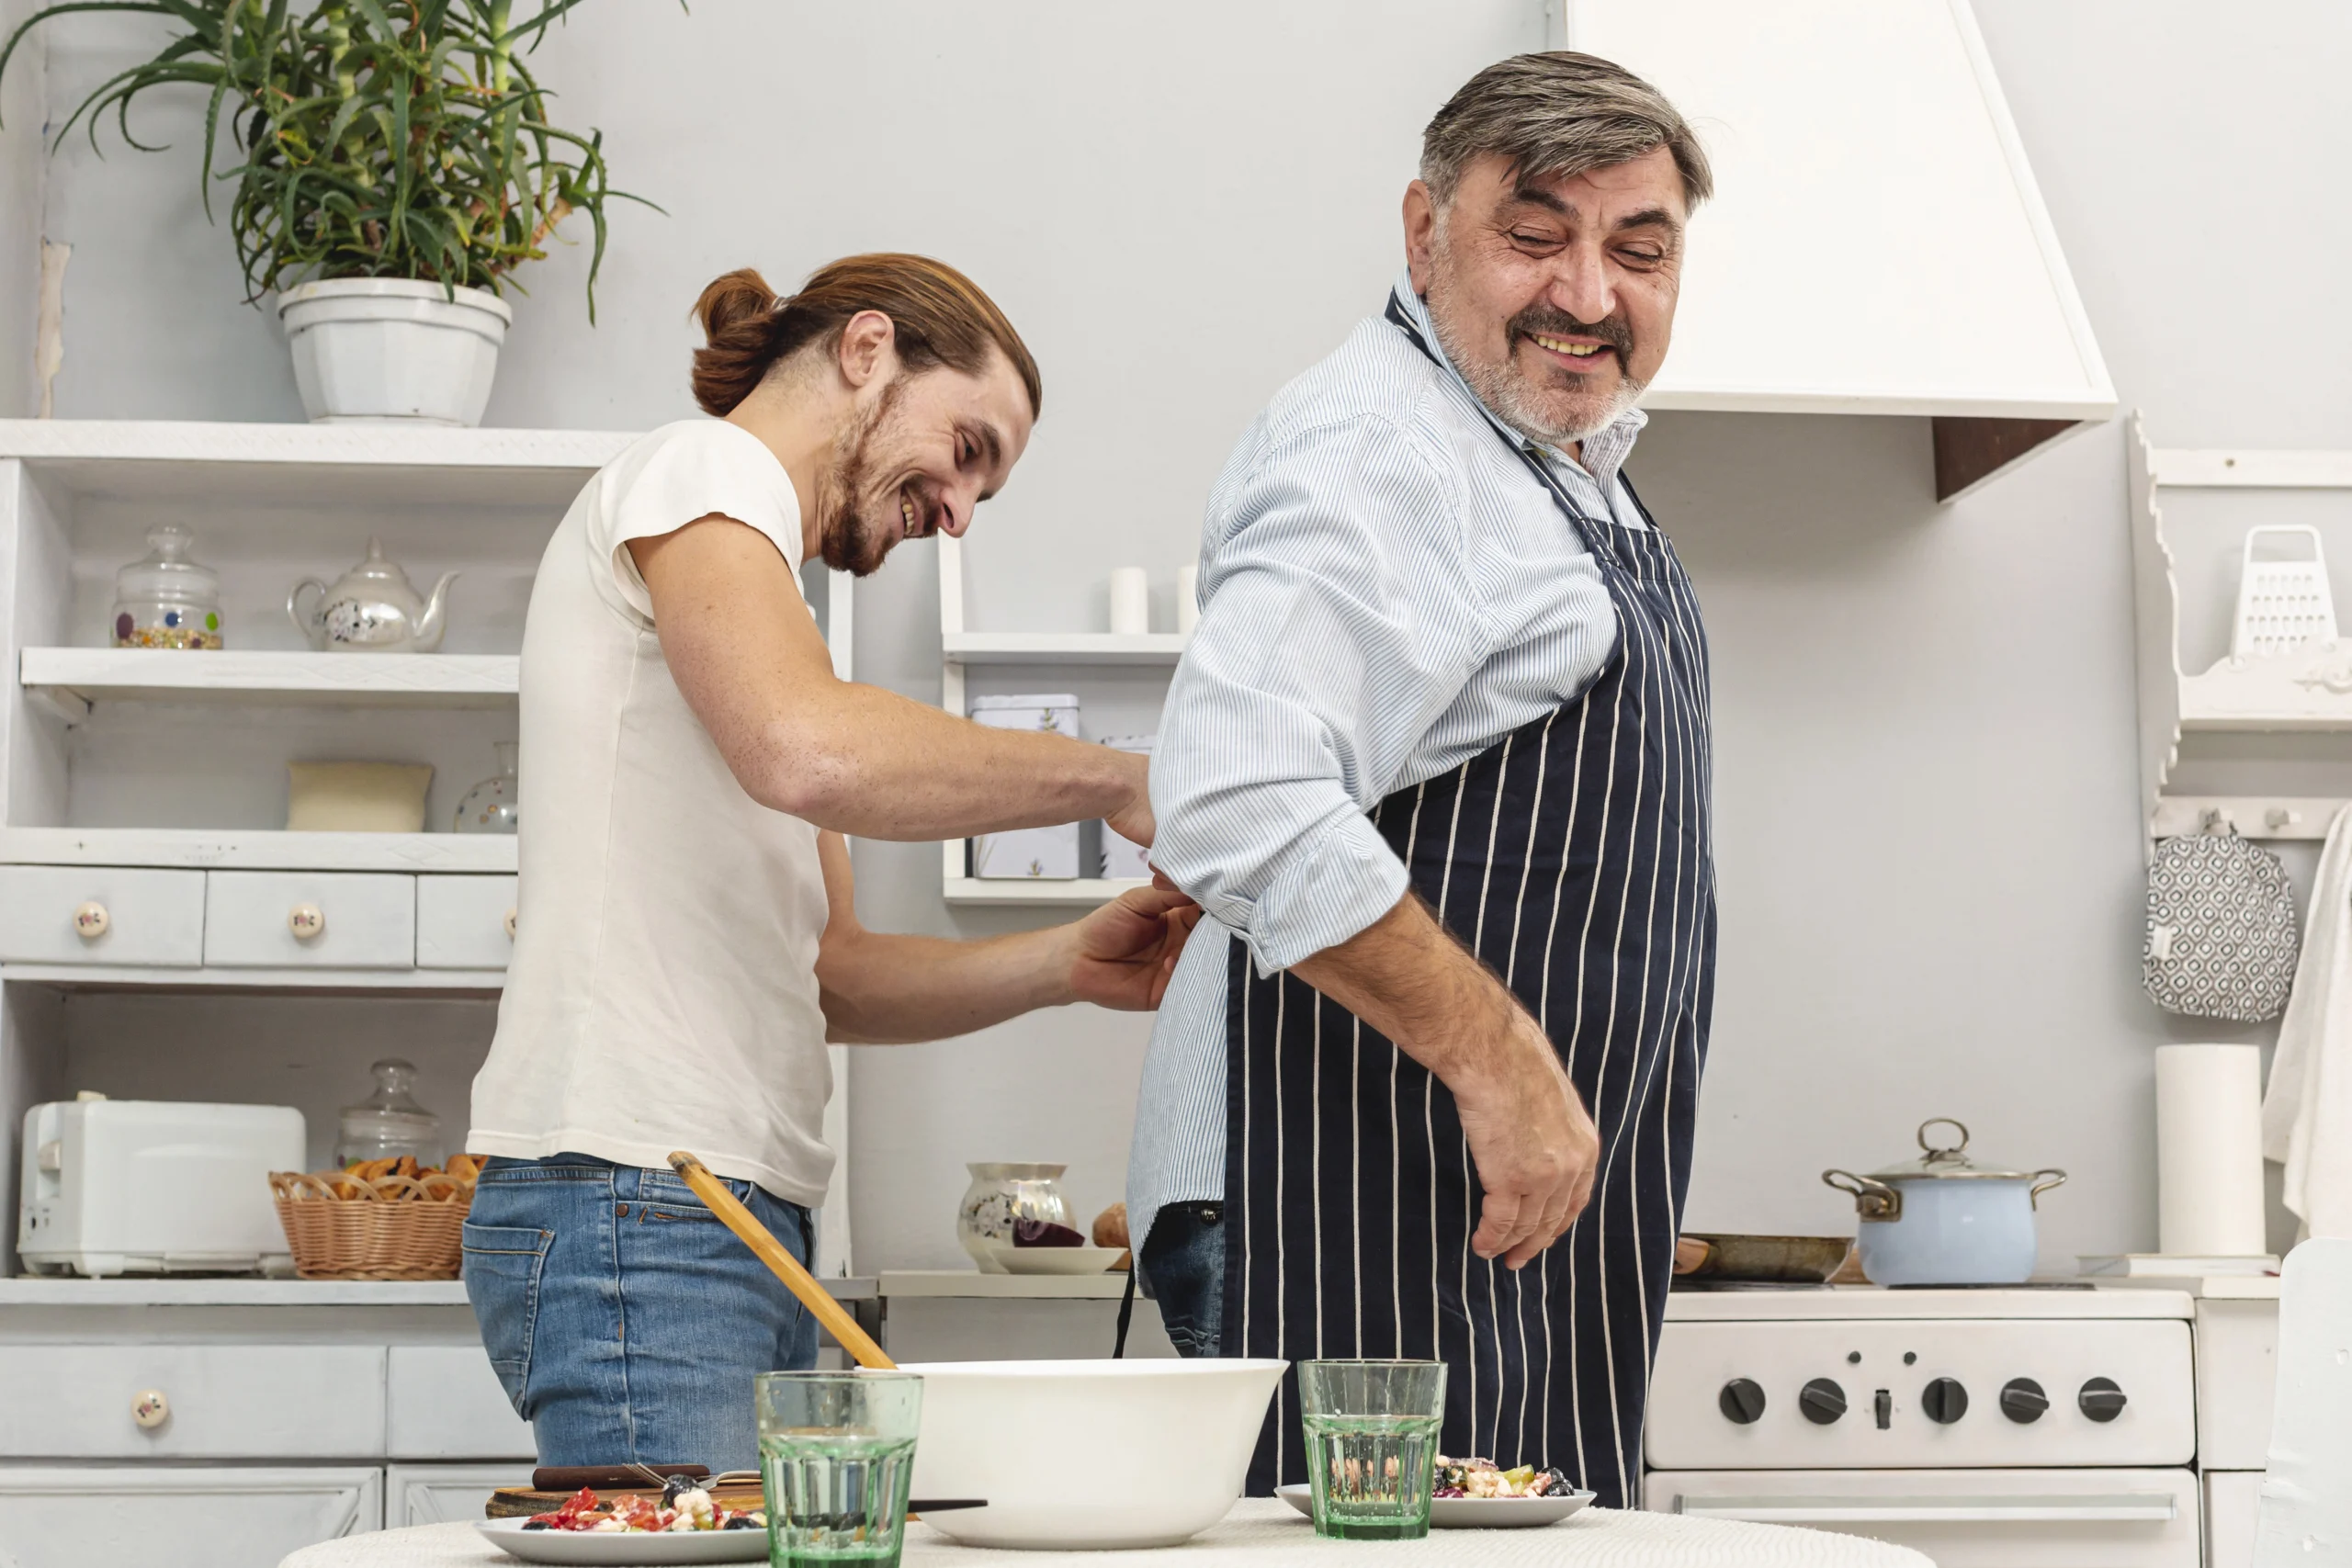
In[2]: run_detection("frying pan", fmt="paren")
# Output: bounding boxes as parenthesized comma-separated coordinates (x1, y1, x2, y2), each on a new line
(1674, 1232, 1853, 1283)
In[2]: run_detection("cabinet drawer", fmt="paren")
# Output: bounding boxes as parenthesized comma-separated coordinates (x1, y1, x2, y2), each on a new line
(387, 1344, 537, 1458)
(389, 1461, 526, 1527)
(203, 870, 415, 969)
(0, 1344, 386, 1458)
(416, 874, 519, 970)
(0, 1465, 381, 1568)
(0, 864, 205, 966)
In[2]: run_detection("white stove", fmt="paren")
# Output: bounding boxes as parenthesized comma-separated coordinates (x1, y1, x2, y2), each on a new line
(1643, 1286, 2201, 1567)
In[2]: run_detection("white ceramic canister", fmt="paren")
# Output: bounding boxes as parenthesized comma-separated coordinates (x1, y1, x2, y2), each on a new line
(1822, 1118, 2067, 1285)
(277, 278, 512, 426)
(956, 1162, 1074, 1274)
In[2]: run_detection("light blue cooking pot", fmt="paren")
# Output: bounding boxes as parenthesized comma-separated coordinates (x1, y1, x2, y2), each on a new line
(1822, 1119, 2067, 1286)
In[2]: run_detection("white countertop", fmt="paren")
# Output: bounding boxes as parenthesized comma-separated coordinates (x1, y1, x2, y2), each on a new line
(1662, 1284, 2196, 1320)
(281, 1497, 1929, 1568)
(0, 1275, 877, 1306)
(879, 1269, 1132, 1300)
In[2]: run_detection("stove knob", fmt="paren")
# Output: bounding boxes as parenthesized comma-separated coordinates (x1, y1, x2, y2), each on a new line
(2078, 1378, 2127, 1423)
(1799, 1377, 1847, 1425)
(1999, 1377, 2049, 1423)
(1718, 1378, 1768, 1425)
(1921, 1377, 1969, 1424)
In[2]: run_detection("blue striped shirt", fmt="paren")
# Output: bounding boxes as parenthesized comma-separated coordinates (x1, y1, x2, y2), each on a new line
(1128, 275, 1646, 1253)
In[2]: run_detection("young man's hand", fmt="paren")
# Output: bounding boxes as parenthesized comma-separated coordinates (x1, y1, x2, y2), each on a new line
(1062, 884, 1202, 1010)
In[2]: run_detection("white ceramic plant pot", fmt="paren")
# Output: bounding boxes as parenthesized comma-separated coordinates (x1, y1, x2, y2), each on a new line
(277, 278, 512, 426)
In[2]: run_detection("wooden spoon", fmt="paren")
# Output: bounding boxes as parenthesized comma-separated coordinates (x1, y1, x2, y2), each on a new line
(668, 1151, 895, 1370)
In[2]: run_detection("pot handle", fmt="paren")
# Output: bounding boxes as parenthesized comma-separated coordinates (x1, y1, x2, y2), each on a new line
(2028, 1168, 2068, 1210)
(287, 578, 326, 643)
(1823, 1168, 1903, 1222)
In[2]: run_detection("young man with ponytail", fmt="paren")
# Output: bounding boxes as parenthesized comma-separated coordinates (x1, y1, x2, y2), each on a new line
(463, 254, 1198, 1472)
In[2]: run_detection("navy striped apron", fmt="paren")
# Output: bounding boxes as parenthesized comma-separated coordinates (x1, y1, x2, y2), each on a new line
(1220, 294, 1715, 1506)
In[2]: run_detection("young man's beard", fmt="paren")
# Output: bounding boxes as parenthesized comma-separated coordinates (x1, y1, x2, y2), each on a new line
(816, 375, 910, 577)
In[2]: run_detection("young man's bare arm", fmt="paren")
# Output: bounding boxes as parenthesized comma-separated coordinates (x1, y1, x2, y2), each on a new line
(1291, 893, 1599, 1269)
(631, 518, 1152, 845)
(813, 834, 1198, 1042)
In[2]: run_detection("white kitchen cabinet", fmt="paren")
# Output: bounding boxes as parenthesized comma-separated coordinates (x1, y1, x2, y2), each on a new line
(415, 874, 518, 970)
(0, 1463, 381, 1567)
(0, 1344, 386, 1459)
(386, 1344, 537, 1459)
(202, 869, 416, 970)
(387, 1462, 526, 1527)
(0, 864, 205, 966)
(2205, 1470, 2261, 1568)
(2194, 1300, 2279, 1472)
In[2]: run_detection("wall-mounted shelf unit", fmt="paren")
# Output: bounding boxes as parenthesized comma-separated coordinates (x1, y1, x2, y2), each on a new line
(2129, 413, 2352, 847)
(0, 420, 859, 1303)
(933, 534, 1186, 907)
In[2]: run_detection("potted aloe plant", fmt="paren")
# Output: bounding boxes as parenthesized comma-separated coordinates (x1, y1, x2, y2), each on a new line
(0, 0, 653, 424)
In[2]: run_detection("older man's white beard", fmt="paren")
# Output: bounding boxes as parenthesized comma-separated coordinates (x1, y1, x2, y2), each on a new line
(1424, 266, 1645, 449)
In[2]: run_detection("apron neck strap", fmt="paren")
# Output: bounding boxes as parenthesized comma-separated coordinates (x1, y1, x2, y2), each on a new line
(1385, 290, 1620, 564)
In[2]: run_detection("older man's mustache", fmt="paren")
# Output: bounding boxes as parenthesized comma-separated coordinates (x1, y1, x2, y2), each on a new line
(1509, 304, 1634, 362)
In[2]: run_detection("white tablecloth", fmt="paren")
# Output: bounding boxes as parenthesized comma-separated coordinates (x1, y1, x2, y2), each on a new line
(280, 1498, 1932, 1568)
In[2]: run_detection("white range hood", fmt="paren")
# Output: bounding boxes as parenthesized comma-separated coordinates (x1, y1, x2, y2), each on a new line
(1552, 0, 2115, 498)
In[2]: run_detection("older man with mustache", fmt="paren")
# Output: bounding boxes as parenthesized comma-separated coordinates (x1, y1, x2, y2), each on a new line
(1128, 54, 1717, 1504)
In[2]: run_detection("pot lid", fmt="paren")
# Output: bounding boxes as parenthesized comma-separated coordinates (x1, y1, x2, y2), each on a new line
(1864, 1118, 2035, 1180)
(114, 525, 219, 604)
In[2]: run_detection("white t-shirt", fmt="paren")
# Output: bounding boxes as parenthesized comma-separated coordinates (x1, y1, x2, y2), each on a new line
(469, 420, 835, 1207)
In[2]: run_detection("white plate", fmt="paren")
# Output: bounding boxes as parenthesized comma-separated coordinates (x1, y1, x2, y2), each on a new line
(474, 1519, 767, 1564)
(1275, 1483, 1596, 1529)
(993, 1245, 1125, 1276)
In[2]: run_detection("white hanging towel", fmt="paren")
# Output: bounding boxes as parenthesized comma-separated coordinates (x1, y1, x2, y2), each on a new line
(2264, 805, 2352, 1237)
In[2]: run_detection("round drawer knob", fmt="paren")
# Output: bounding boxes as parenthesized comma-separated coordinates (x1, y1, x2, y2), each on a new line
(131, 1389, 169, 1429)
(503, 908, 518, 941)
(73, 901, 110, 940)
(288, 903, 326, 941)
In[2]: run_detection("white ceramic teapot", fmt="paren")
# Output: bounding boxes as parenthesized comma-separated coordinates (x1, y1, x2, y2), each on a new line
(287, 537, 457, 652)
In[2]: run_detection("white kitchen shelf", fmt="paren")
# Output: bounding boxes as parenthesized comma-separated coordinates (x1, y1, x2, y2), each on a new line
(0, 418, 629, 508)
(0, 1274, 878, 1306)
(0, 964, 503, 994)
(0, 828, 516, 874)
(877, 1269, 1133, 1300)
(2128, 416, 2352, 846)
(943, 876, 1149, 907)
(941, 631, 1187, 666)
(20, 649, 518, 716)
(933, 534, 1184, 907)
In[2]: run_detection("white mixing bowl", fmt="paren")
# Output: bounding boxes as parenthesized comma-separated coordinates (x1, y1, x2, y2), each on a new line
(899, 1358, 1286, 1550)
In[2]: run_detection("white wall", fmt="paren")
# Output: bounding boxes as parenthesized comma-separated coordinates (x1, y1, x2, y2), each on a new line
(0, 0, 42, 417)
(18, 0, 2352, 1272)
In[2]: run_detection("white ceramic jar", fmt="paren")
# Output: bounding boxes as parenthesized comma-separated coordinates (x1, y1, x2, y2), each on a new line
(277, 277, 511, 425)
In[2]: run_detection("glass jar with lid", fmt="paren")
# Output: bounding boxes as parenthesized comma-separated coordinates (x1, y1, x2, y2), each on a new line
(112, 525, 224, 649)
(334, 1057, 445, 1168)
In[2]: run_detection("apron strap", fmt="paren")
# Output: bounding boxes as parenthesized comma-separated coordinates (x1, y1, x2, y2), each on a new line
(1384, 290, 1622, 567)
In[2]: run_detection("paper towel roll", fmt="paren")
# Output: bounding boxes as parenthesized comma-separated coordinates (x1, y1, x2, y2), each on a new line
(1177, 564, 1201, 635)
(2156, 1043, 2268, 1257)
(1108, 568, 1149, 635)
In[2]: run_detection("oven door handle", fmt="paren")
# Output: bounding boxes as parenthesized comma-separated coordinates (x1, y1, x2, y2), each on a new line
(1675, 1492, 2179, 1524)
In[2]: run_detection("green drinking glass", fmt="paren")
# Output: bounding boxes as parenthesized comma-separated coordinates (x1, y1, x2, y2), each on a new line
(755, 1371, 924, 1568)
(1295, 1359, 1448, 1540)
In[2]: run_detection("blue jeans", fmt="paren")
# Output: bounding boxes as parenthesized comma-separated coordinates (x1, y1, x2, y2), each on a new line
(461, 1155, 817, 1472)
(1138, 1201, 1226, 1358)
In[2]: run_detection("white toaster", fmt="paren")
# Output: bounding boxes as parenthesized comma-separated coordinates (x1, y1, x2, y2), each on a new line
(17, 1099, 306, 1277)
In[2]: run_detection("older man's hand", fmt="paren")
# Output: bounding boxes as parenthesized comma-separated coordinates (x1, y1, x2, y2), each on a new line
(1451, 1016, 1600, 1268)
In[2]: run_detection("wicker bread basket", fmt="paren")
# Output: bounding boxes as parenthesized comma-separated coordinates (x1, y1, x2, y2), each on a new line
(269, 1169, 475, 1280)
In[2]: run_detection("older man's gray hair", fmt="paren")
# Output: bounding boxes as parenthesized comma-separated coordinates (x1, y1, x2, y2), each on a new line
(1421, 51, 1712, 211)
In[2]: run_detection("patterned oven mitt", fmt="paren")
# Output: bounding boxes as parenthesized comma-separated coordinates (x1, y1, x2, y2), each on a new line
(2143, 824, 2301, 1021)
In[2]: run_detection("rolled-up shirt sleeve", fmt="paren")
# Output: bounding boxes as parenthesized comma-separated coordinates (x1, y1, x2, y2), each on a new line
(1151, 413, 1491, 975)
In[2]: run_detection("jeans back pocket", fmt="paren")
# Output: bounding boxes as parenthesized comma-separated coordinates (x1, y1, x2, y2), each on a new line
(461, 1222, 553, 1416)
